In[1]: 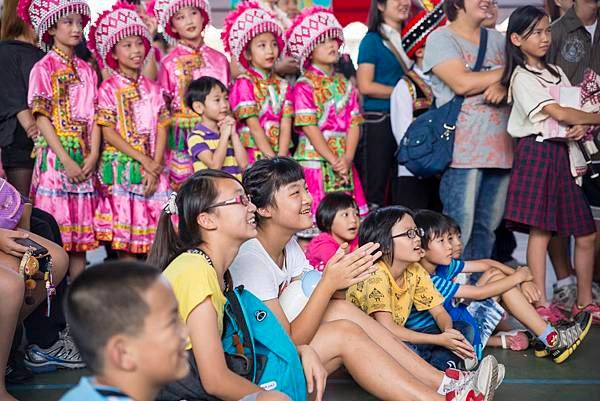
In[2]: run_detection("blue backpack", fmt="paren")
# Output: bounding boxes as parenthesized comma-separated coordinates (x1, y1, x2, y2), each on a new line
(222, 286, 307, 401)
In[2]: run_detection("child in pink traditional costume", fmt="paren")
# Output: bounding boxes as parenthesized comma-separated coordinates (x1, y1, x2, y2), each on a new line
(19, 0, 100, 277)
(89, 3, 172, 258)
(155, 0, 231, 188)
(286, 7, 368, 224)
(222, 1, 293, 164)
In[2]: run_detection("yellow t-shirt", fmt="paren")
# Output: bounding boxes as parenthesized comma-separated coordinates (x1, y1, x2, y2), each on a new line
(346, 261, 444, 326)
(162, 252, 227, 349)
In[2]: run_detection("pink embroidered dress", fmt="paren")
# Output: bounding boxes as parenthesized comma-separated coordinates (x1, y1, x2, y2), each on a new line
(293, 64, 368, 217)
(95, 74, 172, 254)
(158, 43, 230, 186)
(230, 66, 293, 164)
(28, 48, 98, 252)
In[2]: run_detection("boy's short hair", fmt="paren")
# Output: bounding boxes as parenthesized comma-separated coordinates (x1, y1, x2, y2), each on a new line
(316, 192, 358, 233)
(444, 214, 461, 235)
(184, 76, 227, 110)
(64, 261, 161, 374)
(413, 210, 451, 250)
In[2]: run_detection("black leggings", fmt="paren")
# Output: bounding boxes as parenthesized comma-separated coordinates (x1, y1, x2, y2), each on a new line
(357, 112, 397, 207)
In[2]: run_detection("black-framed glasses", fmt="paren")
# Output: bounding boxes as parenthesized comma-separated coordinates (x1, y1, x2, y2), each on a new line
(206, 194, 252, 210)
(391, 227, 425, 239)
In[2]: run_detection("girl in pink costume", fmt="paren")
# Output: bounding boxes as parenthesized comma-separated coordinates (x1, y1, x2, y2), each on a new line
(19, 0, 100, 277)
(222, 1, 293, 164)
(155, 0, 231, 188)
(89, 2, 172, 258)
(286, 7, 368, 231)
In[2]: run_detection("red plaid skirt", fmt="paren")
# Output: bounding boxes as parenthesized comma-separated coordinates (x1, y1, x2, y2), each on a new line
(504, 136, 595, 237)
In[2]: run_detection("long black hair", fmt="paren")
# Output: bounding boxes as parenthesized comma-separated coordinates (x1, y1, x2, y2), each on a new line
(367, 0, 387, 32)
(359, 206, 414, 266)
(147, 170, 240, 271)
(501, 6, 560, 88)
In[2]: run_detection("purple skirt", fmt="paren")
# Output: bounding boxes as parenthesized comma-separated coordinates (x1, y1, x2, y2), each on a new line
(504, 136, 595, 237)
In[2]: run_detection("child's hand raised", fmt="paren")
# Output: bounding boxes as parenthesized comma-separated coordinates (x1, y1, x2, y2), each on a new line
(322, 242, 381, 291)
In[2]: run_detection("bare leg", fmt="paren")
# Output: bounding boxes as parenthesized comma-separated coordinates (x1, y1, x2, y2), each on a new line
(256, 392, 291, 401)
(574, 233, 595, 307)
(323, 300, 444, 389)
(548, 236, 573, 281)
(68, 251, 86, 279)
(0, 231, 69, 319)
(527, 228, 552, 307)
(0, 267, 24, 401)
(311, 320, 443, 401)
(486, 272, 547, 335)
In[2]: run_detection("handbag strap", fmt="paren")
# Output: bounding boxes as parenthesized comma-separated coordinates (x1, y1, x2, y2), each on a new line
(472, 28, 488, 73)
(445, 28, 489, 125)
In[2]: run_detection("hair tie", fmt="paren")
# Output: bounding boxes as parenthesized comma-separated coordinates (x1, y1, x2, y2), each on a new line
(164, 192, 178, 215)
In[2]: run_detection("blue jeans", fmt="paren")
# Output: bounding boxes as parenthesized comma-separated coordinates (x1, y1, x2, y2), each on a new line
(408, 321, 475, 371)
(439, 168, 510, 260)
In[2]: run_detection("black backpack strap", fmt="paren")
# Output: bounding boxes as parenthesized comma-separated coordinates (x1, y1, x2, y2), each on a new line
(472, 28, 488, 72)
(224, 285, 256, 381)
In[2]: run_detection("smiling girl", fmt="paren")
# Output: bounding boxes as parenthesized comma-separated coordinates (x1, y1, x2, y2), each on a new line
(155, 0, 230, 188)
(286, 7, 368, 230)
(230, 157, 501, 401)
(223, 1, 293, 164)
(89, 2, 171, 259)
(306, 192, 360, 270)
(19, 0, 100, 277)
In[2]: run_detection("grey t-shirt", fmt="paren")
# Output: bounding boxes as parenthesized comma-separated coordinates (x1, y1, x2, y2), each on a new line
(422, 27, 513, 169)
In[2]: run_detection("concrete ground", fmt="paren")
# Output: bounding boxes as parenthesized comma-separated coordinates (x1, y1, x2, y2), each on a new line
(8, 327, 600, 401)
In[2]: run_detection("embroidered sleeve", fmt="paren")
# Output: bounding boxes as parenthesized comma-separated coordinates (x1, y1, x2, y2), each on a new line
(349, 86, 364, 127)
(282, 82, 294, 119)
(157, 104, 171, 128)
(95, 83, 117, 127)
(293, 80, 318, 127)
(28, 63, 53, 118)
(230, 77, 258, 120)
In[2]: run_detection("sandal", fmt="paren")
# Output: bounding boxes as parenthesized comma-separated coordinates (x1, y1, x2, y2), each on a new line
(497, 330, 530, 351)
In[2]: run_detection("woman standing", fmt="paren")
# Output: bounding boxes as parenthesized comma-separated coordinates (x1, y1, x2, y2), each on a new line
(423, 0, 512, 261)
(0, 0, 44, 196)
(356, 0, 411, 210)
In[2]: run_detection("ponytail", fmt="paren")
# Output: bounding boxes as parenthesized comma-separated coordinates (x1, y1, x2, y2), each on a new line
(147, 170, 242, 271)
(147, 211, 181, 271)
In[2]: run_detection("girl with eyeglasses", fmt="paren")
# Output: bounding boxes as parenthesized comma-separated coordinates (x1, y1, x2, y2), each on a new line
(347, 206, 479, 371)
(230, 157, 500, 401)
(148, 170, 321, 401)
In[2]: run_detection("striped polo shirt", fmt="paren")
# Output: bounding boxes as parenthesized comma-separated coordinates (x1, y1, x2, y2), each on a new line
(187, 123, 242, 179)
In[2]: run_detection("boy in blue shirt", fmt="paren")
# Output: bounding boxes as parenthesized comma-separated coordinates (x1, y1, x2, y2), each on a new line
(59, 261, 190, 401)
(413, 210, 592, 365)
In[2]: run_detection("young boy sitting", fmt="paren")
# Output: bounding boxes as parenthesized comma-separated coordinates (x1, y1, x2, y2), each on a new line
(414, 210, 592, 364)
(60, 261, 189, 401)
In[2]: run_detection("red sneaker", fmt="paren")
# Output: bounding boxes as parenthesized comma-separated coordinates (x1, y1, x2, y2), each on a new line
(572, 303, 600, 324)
(536, 304, 568, 325)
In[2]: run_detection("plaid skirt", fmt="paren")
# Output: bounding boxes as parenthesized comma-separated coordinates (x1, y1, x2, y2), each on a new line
(504, 136, 595, 237)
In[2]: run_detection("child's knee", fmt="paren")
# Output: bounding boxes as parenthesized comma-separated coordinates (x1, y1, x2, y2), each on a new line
(0, 267, 25, 299)
(576, 233, 596, 249)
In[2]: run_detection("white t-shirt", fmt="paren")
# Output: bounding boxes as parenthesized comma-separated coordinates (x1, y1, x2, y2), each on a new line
(230, 238, 309, 301)
(585, 20, 597, 44)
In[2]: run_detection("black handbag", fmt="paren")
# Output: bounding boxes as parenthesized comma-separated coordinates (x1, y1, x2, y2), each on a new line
(396, 28, 489, 177)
